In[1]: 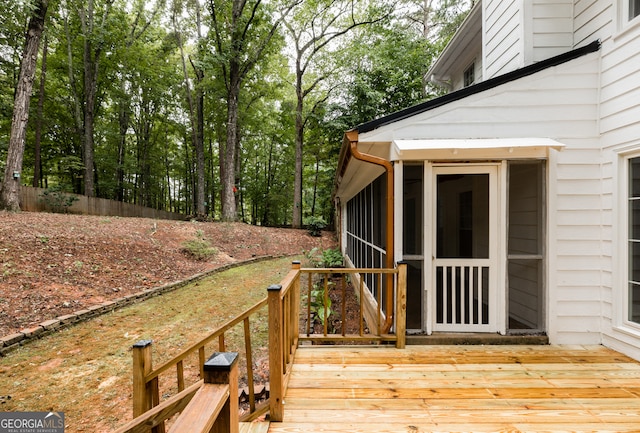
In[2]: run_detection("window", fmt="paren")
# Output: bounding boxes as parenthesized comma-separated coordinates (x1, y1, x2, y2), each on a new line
(629, 157, 640, 324)
(463, 62, 475, 87)
(631, 0, 640, 20)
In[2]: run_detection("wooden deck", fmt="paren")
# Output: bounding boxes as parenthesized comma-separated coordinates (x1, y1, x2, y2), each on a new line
(267, 344, 640, 432)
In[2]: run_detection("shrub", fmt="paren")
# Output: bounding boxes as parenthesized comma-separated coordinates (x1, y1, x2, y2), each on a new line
(304, 216, 326, 237)
(181, 238, 218, 261)
(305, 247, 344, 268)
(39, 185, 79, 213)
(322, 248, 344, 268)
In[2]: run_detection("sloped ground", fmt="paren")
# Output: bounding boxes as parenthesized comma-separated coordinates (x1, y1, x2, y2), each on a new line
(0, 211, 336, 337)
(0, 257, 296, 432)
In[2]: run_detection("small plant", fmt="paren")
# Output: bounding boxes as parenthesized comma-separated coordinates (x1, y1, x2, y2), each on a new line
(181, 233, 218, 261)
(309, 280, 334, 331)
(39, 185, 79, 213)
(304, 216, 326, 237)
(304, 247, 344, 268)
(304, 247, 323, 268)
(322, 248, 343, 268)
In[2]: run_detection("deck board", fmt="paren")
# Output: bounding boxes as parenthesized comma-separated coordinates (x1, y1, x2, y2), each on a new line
(269, 345, 640, 433)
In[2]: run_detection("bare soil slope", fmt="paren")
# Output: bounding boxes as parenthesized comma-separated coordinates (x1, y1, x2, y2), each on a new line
(0, 211, 335, 337)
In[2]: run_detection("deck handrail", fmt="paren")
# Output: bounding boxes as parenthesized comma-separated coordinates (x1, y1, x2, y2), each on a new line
(114, 351, 240, 433)
(120, 298, 270, 432)
(115, 261, 407, 430)
(267, 262, 407, 421)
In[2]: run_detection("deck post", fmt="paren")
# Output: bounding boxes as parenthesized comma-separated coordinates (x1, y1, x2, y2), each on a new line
(268, 283, 284, 422)
(204, 352, 239, 433)
(291, 261, 301, 348)
(395, 263, 408, 349)
(132, 339, 163, 432)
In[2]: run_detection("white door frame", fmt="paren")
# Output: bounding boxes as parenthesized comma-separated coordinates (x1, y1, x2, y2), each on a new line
(425, 163, 506, 334)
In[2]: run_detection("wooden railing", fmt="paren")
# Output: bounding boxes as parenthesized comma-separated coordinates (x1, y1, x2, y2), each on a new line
(267, 262, 407, 421)
(298, 265, 407, 345)
(113, 297, 269, 433)
(114, 351, 240, 433)
(114, 261, 407, 430)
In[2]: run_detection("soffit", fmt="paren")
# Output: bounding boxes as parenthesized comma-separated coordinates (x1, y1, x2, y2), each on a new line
(390, 138, 565, 161)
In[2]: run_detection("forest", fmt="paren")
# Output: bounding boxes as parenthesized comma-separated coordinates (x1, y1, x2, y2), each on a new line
(0, 0, 472, 227)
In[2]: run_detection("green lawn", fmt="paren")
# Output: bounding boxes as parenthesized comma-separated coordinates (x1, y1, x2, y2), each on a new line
(0, 256, 298, 432)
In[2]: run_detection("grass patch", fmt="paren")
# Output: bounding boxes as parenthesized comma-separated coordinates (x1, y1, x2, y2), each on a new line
(0, 256, 298, 432)
(181, 238, 218, 261)
(181, 230, 218, 260)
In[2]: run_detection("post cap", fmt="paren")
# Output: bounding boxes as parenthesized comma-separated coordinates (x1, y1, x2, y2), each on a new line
(267, 284, 282, 292)
(133, 339, 153, 348)
(204, 352, 239, 371)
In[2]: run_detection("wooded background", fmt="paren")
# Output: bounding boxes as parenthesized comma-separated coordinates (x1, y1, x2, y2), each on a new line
(0, 0, 472, 226)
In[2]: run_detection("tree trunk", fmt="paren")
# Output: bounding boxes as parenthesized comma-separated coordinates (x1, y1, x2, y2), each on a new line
(63, 12, 85, 181)
(76, 0, 110, 198)
(33, 35, 48, 188)
(221, 79, 240, 221)
(0, 0, 48, 211)
(83, 38, 98, 197)
(194, 1, 206, 218)
(311, 156, 319, 216)
(116, 80, 129, 202)
(195, 72, 206, 218)
(292, 66, 304, 228)
(174, 5, 206, 218)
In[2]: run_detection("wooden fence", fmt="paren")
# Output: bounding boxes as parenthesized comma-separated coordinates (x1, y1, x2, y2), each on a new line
(113, 262, 407, 431)
(18, 185, 185, 220)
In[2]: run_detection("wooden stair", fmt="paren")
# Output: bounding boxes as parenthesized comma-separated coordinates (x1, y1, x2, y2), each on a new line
(240, 422, 270, 433)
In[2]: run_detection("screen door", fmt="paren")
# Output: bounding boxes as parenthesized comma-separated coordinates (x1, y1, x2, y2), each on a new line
(432, 166, 498, 332)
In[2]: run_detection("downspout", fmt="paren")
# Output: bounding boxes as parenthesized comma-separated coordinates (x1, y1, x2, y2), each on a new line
(344, 130, 395, 334)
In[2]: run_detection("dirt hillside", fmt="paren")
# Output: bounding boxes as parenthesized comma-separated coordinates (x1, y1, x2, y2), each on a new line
(0, 211, 336, 337)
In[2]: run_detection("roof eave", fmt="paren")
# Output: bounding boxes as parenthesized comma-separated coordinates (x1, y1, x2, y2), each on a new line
(425, 1, 483, 83)
(357, 39, 602, 135)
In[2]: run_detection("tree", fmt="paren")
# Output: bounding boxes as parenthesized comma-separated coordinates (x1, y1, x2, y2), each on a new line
(173, 0, 206, 218)
(401, 0, 474, 40)
(112, 0, 164, 203)
(207, 0, 299, 222)
(62, 0, 115, 197)
(0, 0, 49, 211)
(32, 34, 47, 188)
(284, 0, 394, 228)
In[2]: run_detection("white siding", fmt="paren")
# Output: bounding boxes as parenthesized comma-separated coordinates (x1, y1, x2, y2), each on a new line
(484, 0, 575, 77)
(599, 1, 640, 360)
(484, 0, 523, 78)
(552, 143, 604, 344)
(574, 0, 613, 45)
(531, 0, 575, 60)
(362, 53, 601, 144)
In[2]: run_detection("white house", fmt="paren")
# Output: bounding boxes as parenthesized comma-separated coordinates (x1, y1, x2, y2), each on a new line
(333, 0, 640, 361)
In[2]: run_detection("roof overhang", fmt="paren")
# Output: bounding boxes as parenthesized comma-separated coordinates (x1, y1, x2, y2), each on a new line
(426, 0, 483, 85)
(390, 138, 565, 161)
(356, 40, 601, 135)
